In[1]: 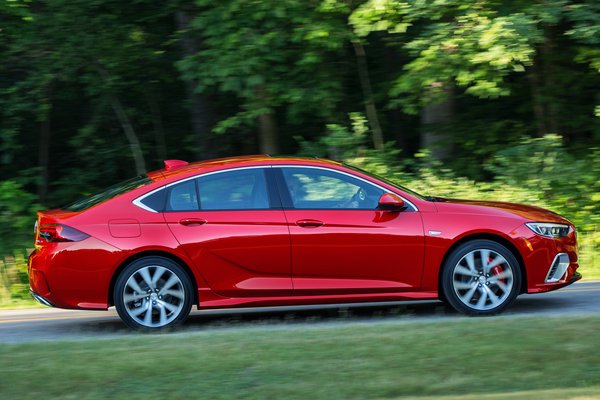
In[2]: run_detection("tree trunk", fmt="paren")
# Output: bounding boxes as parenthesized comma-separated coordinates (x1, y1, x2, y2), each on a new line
(386, 47, 407, 156)
(528, 66, 547, 137)
(95, 66, 147, 174)
(38, 116, 51, 205)
(108, 94, 147, 175)
(529, 34, 560, 138)
(540, 39, 559, 134)
(352, 40, 384, 150)
(257, 112, 279, 154)
(420, 83, 454, 160)
(175, 10, 215, 159)
(390, 108, 408, 156)
(147, 94, 167, 163)
(255, 84, 279, 154)
(38, 82, 53, 205)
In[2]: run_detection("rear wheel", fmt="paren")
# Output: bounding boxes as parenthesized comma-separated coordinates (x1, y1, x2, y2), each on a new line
(442, 240, 521, 315)
(114, 256, 194, 329)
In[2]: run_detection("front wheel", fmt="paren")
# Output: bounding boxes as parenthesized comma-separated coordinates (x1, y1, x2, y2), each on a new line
(114, 256, 194, 329)
(441, 240, 521, 315)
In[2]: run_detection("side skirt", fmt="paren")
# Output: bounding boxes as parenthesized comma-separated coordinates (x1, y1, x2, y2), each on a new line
(196, 289, 439, 310)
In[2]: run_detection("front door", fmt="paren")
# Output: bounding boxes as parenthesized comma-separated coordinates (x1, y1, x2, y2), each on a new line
(275, 166, 424, 295)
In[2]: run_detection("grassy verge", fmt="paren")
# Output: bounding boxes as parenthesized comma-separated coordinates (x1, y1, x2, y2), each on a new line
(0, 299, 40, 309)
(584, 270, 600, 280)
(0, 317, 598, 399)
(0, 250, 33, 308)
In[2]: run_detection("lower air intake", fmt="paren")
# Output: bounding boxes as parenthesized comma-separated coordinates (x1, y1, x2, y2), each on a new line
(545, 253, 570, 283)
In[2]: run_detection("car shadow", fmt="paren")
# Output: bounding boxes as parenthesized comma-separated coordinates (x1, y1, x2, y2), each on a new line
(183, 300, 457, 330)
(73, 294, 579, 335)
(71, 300, 455, 335)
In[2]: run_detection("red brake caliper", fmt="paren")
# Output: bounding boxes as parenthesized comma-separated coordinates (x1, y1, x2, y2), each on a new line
(491, 262, 505, 284)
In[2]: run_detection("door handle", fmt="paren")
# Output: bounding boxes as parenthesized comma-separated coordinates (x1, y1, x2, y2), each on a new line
(179, 218, 207, 226)
(296, 219, 324, 228)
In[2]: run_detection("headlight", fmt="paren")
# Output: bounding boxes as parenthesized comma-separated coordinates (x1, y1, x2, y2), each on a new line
(525, 222, 570, 238)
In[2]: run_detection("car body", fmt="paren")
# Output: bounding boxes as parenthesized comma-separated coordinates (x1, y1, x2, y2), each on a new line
(29, 156, 581, 329)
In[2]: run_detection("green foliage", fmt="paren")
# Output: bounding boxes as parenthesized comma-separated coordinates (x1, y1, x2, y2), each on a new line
(486, 135, 600, 225)
(350, 0, 411, 37)
(0, 181, 39, 256)
(297, 113, 369, 159)
(349, 1, 544, 113)
(0, 250, 35, 307)
(398, 12, 539, 109)
(0, 180, 38, 306)
(177, 0, 349, 133)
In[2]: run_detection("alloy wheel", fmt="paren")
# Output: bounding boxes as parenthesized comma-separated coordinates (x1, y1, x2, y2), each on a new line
(122, 265, 186, 328)
(451, 248, 514, 311)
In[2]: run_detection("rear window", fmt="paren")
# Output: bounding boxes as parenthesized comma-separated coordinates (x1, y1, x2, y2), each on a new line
(64, 175, 152, 212)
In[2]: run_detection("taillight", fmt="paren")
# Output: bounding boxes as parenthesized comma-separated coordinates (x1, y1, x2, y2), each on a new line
(37, 224, 90, 244)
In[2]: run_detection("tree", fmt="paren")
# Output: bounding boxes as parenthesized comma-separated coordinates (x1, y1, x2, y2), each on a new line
(1, 0, 186, 203)
(177, 0, 349, 153)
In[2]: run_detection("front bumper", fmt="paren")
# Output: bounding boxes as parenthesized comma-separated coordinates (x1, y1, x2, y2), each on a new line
(528, 271, 582, 294)
(507, 223, 580, 294)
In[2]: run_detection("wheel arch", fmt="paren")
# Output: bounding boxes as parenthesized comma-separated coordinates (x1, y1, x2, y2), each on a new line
(437, 233, 527, 299)
(108, 250, 199, 307)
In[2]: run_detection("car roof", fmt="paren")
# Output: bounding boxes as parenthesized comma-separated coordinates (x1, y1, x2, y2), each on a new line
(146, 155, 342, 182)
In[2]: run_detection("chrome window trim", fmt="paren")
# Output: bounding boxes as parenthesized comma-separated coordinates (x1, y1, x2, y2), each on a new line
(275, 165, 418, 211)
(132, 186, 163, 213)
(132, 166, 269, 212)
(132, 164, 419, 212)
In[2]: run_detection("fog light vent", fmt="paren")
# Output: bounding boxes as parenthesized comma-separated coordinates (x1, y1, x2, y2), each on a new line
(545, 253, 570, 283)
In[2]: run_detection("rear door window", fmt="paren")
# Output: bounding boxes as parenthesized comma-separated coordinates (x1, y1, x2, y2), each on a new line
(197, 168, 269, 210)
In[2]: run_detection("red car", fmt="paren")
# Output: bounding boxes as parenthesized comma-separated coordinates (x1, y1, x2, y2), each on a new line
(29, 156, 581, 329)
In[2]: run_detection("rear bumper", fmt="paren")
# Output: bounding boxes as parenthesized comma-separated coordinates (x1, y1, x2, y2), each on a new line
(28, 239, 120, 310)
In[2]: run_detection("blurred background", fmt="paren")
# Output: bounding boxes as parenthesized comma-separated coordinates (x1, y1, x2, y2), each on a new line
(0, 0, 599, 305)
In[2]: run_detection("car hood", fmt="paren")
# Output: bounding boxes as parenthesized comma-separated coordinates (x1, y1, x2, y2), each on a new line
(432, 198, 571, 224)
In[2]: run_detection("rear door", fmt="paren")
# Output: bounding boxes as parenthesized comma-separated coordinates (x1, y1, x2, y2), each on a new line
(163, 167, 292, 297)
(275, 166, 424, 295)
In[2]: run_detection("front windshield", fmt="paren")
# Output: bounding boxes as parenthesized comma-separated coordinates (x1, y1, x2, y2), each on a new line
(63, 175, 152, 212)
(343, 163, 426, 200)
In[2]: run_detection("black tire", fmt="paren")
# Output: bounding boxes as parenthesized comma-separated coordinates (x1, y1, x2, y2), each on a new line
(114, 256, 194, 330)
(441, 239, 521, 316)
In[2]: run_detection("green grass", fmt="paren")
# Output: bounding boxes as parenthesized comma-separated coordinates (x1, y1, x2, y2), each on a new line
(0, 317, 599, 399)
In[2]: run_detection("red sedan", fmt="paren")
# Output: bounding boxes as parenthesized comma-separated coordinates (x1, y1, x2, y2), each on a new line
(28, 156, 581, 329)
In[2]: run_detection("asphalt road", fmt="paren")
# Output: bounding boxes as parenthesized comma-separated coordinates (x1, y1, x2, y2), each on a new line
(1, 281, 599, 344)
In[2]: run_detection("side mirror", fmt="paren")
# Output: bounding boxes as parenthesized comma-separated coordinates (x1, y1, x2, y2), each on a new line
(377, 193, 406, 212)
